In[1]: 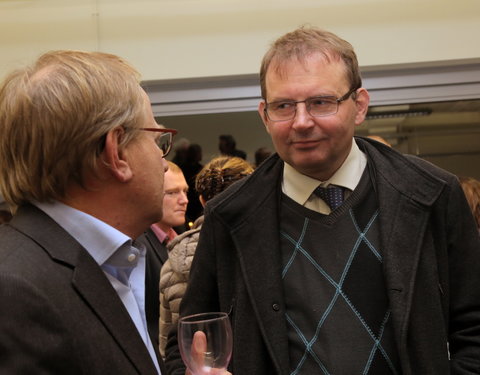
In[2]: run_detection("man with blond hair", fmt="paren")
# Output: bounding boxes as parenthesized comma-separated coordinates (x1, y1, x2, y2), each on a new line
(0, 50, 177, 374)
(166, 27, 480, 374)
(136, 160, 189, 354)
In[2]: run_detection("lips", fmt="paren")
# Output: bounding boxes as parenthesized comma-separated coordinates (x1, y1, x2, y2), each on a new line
(291, 139, 322, 149)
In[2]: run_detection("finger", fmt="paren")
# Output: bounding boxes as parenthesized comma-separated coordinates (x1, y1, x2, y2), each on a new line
(191, 330, 207, 369)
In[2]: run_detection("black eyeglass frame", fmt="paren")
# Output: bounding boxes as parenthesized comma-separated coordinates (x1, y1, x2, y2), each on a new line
(264, 86, 359, 122)
(138, 127, 178, 158)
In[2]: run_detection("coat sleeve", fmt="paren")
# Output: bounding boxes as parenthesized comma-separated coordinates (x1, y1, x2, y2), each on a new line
(446, 176, 480, 374)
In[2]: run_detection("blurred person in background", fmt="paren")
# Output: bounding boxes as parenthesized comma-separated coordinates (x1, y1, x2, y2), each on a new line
(254, 146, 273, 168)
(182, 144, 204, 225)
(219, 134, 247, 160)
(171, 138, 190, 168)
(159, 156, 253, 358)
(137, 161, 189, 353)
(458, 176, 480, 232)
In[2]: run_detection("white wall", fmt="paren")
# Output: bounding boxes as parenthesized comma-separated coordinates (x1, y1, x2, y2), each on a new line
(1, 0, 479, 82)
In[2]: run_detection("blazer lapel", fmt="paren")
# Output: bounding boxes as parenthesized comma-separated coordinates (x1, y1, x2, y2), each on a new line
(145, 246, 161, 357)
(72, 254, 159, 374)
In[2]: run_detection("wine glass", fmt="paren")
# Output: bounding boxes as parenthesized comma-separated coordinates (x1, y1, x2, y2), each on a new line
(178, 312, 233, 375)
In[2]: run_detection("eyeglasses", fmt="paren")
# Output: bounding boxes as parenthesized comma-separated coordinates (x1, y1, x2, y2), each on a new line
(138, 128, 178, 158)
(264, 87, 358, 122)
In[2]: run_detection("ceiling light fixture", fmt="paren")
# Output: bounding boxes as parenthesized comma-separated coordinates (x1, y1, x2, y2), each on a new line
(366, 109, 432, 120)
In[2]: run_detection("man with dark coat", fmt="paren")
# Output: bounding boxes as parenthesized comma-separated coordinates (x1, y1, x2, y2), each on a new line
(165, 27, 480, 375)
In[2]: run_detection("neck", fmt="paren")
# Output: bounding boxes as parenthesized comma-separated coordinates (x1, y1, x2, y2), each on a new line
(61, 185, 158, 240)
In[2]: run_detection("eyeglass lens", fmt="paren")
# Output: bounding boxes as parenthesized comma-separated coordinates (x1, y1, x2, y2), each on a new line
(267, 96, 339, 121)
(156, 132, 172, 157)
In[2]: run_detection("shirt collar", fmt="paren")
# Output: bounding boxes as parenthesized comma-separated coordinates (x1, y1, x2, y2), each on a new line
(150, 223, 177, 244)
(33, 200, 132, 266)
(282, 141, 367, 206)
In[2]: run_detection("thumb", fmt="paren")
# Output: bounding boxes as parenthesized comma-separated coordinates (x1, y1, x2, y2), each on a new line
(191, 330, 207, 368)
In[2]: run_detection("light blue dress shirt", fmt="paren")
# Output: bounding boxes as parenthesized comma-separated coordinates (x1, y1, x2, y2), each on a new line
(34, 201, 161, 374)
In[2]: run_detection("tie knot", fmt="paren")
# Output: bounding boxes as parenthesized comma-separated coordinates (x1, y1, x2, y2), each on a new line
(314, 185, 344, 210)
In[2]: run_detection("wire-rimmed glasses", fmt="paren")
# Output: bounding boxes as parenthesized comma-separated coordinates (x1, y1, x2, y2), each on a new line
(138, 128, 177, 158)
(264, 87, 358, 122)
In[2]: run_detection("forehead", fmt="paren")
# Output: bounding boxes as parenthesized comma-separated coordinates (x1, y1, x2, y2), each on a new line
(266, 53, 349, 95)
(164, 170, 187, 189)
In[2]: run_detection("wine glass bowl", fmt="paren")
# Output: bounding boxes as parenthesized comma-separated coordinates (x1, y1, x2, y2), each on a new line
(178, 312, 233, 375)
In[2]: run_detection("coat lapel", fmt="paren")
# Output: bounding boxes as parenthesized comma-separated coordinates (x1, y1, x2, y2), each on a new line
(13, 205, 158, 374)
(360, 139, 446, 361)
(377, 184, 431, 353)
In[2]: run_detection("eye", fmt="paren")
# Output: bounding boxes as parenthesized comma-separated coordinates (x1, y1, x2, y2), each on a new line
(271, 101, 295, 111)
(309, 97, 336, 107)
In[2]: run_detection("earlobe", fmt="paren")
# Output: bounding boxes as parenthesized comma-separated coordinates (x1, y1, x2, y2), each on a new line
(354, 88, 370, 126)
(103, 128, 133, 183)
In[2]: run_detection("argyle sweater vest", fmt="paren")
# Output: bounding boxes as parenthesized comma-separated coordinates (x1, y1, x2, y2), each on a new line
(279, 170, 401, 374)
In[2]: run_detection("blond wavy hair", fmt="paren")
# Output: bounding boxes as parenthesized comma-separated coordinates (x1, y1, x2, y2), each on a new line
(0, 50, 146, 210)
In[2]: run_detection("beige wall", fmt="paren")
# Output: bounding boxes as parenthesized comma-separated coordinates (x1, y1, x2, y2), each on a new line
(1, 0, 479, 82)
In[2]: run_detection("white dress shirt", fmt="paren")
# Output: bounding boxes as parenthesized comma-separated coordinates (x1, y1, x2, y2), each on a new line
(282, 141, 367, 214)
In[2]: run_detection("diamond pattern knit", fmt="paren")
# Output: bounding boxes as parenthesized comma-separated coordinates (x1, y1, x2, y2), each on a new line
(280, 171, 400, 374)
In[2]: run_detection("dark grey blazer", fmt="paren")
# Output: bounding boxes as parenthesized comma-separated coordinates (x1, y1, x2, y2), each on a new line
(0, 205, 165, 374)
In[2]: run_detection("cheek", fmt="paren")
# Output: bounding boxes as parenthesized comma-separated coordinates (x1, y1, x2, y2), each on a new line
(268, 125, 288, 143)
(324, 115, 355, 137)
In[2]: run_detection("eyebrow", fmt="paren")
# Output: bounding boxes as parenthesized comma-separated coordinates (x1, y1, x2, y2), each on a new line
(268, 92, 337, 102)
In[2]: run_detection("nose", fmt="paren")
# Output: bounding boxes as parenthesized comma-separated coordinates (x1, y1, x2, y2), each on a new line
(179, 191, 189, 205)
(162, 157, 169, 172)
(291, 102, 315, 130)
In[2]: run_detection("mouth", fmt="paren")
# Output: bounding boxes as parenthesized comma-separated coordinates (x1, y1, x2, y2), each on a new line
(290, 139, 322, 149)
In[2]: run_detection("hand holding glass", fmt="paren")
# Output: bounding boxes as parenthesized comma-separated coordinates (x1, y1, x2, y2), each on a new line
(178, 312, 233, 375)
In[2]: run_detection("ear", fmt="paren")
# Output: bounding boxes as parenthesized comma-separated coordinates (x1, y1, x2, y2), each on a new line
(258, 101, 271, 134)
(102, 127, 133, 183)
(353, 88, 370, 126)
(198, 195, 207, 208)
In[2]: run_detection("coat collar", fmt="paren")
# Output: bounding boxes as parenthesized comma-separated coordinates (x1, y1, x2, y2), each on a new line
(11, 205, 160, 374)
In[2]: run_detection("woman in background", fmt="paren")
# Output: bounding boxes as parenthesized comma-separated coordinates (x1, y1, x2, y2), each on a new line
(158, 156, 254, 357)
